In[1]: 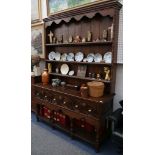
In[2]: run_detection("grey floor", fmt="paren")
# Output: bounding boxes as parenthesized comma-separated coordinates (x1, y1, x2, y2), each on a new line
(31, 113, 120, 155)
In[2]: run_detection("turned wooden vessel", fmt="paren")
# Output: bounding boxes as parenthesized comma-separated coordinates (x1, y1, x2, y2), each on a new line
(87, 81, 104, 97)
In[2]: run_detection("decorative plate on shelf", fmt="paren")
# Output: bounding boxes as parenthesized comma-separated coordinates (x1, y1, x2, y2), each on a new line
(67, 53, 74, 61)
(87, 53, 94, 62)
(75, 52, 84, 62)
(60, 64, 69, 75)
(103, 52, 112, 63)
(55, 52, 61, 61)
(48, 51, 55, 60)
(61, 53, 67, 61)
(68, 70, 74, 76)
(94, 53, 102, 62)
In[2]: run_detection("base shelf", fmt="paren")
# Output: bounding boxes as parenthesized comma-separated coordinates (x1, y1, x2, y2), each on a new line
(36, 115, 96, 146)
(74, 128, 96, 145)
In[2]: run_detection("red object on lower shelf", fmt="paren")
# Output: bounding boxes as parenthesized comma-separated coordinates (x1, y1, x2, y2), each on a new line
(52, 111, 70, 127)
(43, 107, 51, 119)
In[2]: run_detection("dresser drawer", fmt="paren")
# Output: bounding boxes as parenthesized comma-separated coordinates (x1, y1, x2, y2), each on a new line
(60, 96, 72, 109)
(72, 99, 98, 117)
(33, 86, 43, 100)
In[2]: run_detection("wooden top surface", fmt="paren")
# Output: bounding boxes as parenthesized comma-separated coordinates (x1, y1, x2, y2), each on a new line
(32, 83, 114, 103)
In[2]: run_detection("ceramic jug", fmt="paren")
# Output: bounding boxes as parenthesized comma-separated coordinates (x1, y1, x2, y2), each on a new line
(42, 69, 49, 85)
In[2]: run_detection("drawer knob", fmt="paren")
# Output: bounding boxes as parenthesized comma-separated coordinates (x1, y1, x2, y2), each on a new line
(81, 125, 85, 128)
(99, 100, 103, 104)
(53, 98, 56, 104)
(75, 105, 79, 108)
(63, 101, 66, 104)
(88, 109, 92, 112)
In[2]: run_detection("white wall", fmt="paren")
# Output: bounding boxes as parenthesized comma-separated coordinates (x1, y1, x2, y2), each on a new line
(38, 0, 123, 111)
(41, 0, 47, 18)
(114, 64, 123, 110)
(113, 0, 123, 110)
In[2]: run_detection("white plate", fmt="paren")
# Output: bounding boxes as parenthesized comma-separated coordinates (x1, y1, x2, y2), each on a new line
(87, 53, 95, 58)
(60, 64, 69, 75)
(67, 53, 74, 61)
(87, 53, 94, 62)
(48, 51, 55, 60)
(75, 52, 84, 62)
(103, 52, 112, 63)
(55, 52, 61, 61)
(68, 70, 74, 76)
(61, 53, 67, 61)
(94, 53, 102, 62)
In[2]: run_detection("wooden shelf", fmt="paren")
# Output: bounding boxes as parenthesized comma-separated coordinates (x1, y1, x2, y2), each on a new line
(37, 114, 95, 144)
(46, 41, 112, 47)
(49, 73, 111, 83)
(74, 128, 96, 145)
(46, 60, 112, 66)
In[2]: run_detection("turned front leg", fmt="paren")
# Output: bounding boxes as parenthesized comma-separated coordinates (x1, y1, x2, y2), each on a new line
(70, 118, 74, 139)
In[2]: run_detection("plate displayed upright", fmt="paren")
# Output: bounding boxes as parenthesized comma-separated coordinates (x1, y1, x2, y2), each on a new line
(103, 52, 112, 63)
(94, 53, 102, 62)
(75, 52, 84, 62)
(61, 53, 67, 61)
(55, 52, 61, 61)
(48, 51, 55, 60)
(87, 53, 94, 62)
(60, 64, 69, 75)
(67, 53, 74, 61)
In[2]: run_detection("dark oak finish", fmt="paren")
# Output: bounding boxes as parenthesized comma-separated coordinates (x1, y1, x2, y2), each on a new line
(46, 41, 112, 46)
(49, 72, 111, 83)
(32, 0, 122, 152)
(46, 59, 112, 65)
